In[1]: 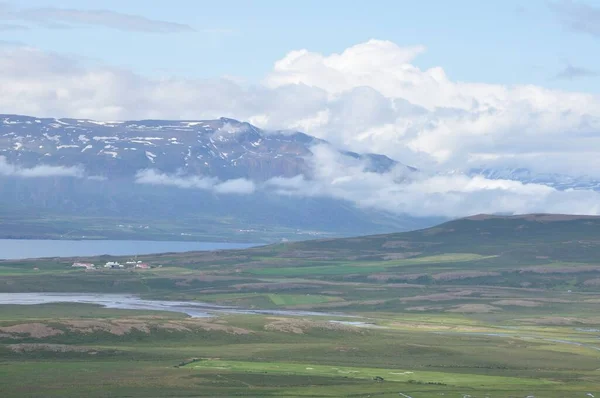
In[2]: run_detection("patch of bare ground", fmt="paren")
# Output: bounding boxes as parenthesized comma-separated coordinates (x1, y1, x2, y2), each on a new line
(385, 283, 427, 288)
(518, 317, 597, 326)
(368, 273, 426, 282)
(230, 283, 320, 291)
(173, 275, 247, 287)
(583, 298, 600, 304)
(60, 318, 251, 336)
(525, 297, 572, 303)
(431, 271, 500, 281)
(389, 321, 469, 331)
(0, 323, 64, 338)
(492, 300, 542, 307)
(381, 240, 414, 249)
(344, 238, 368, 243)
(63, 320, 150, 335)
(405, 306, 446, 312)
(155, 322, 191, 332)
(381, 252, 422, 260)
(400, 290, 475, 302)
(422, 228, 453, 236)
(290, 299, 385, 311)
(281, 250, 341, 259)
(583, 278, 600, 286)
(476, 291, 523, 299)
(180, 319, 252, 335)
(320, 290, 344, 295)
(447, 304, 501, 313)
(264, 317, 362, 334)
(7, 343, 99, 354)
(518, 265, 600, 274)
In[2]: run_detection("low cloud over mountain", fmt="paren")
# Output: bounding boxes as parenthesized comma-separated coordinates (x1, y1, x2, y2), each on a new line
(2, 114, 600, 220)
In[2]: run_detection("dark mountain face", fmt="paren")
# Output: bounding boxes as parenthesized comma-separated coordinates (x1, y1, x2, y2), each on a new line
(0, 114, 435, 241)
(0, 114, 400, 181)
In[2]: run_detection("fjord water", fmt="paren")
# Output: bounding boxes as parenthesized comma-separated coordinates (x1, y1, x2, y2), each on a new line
(0, 239, 257, 260)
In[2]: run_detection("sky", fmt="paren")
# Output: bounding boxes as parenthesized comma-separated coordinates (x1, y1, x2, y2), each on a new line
(2, 0, 600, 217)
(3, 0, 600, 91)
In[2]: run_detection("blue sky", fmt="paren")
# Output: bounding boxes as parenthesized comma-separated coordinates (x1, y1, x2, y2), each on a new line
(2, 0, 600, 93)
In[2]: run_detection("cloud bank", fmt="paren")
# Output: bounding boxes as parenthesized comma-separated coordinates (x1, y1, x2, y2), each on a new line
(0, 156, 83, 178)
(2, 39, 600, 216)
(264, 144, 600, 217)
(132, 145, 600, 218)
(135, 169, 256, 194)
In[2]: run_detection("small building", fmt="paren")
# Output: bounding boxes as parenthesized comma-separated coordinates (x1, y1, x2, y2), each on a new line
(104, 261, 121, 268)
(135, 263, 150, 269)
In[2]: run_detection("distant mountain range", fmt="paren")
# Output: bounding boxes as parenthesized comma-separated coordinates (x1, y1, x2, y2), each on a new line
(0, 114, 428, 242)
(1, 114, 593, 242)
(467, 168, 600, 191)
(0, 114, 401, 181)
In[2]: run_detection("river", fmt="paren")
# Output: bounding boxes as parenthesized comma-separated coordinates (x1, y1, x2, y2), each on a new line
(0, 239, 258, 260)
(0, 293, 350, 318)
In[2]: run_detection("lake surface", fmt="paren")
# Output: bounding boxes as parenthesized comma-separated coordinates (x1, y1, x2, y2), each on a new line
(0, 239, 258, 260)
(0, 293, 350, 318)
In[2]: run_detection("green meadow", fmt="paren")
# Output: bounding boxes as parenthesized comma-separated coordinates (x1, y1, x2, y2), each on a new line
(2, 215, 600, 396)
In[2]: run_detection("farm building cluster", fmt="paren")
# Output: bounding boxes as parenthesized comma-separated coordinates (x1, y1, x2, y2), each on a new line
(71, 261, 153, 270)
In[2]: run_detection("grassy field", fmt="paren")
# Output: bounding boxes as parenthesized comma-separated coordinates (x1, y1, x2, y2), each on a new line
(2, 215, 600, 396)
(1, 305, 599, 397)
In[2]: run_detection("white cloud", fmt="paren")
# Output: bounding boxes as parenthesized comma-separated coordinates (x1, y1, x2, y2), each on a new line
(265, 145, 600, 217)
(135, 169, 217, 189)
(0, 156, 83, 178)
(135, 169, 255, 194)
(213, 178, 256, 194)
(2, 40, 600, 216)
(264, 40, 600, 173)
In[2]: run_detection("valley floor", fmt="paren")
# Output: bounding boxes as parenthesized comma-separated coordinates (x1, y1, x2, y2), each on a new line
(3, 219, 600, 397)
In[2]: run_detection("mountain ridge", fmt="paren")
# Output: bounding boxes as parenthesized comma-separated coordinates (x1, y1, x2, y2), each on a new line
(0, 114, 434, 241)
(0, 114, 404, 181)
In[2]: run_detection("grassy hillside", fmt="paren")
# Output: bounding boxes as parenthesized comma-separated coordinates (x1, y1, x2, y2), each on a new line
(2, 214, 600, 396)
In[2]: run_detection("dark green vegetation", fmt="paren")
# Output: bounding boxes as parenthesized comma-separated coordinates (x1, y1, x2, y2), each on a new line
(0, 207, 330, 243)
(0, 199, 432, 243)
(2, 214, 600, 397)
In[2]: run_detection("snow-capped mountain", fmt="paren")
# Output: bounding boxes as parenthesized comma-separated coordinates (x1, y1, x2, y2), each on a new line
(0, 114, 426, 241)
(0, 114, 399, 181)
(3, 113, 591, 241)
(468, 168, 600, 191)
